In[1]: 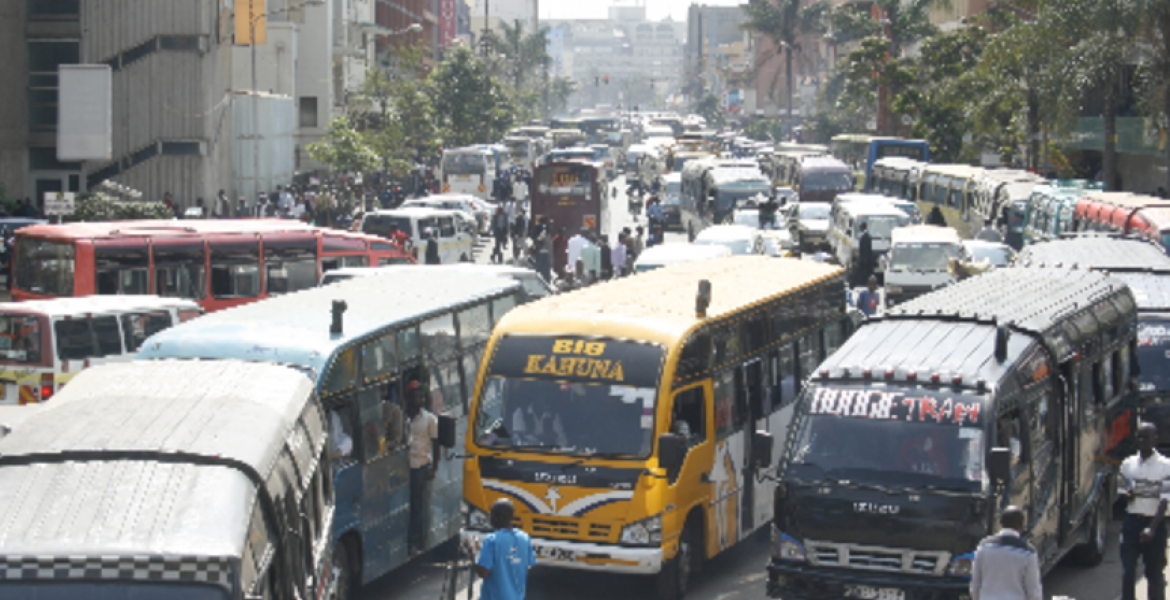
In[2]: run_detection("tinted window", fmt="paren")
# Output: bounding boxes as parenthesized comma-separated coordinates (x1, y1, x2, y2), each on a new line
(54, 316, 123, 360)
(120, 311, 173, 353)
(264, 236, 318, 295)
(94, 241, 149, 295)
(0, 315, 43, 363)
(323, 235, 368, 252)
(154, 241, 206, 299)
(15, 238, 74, 296)
(209, 239, 260, 298)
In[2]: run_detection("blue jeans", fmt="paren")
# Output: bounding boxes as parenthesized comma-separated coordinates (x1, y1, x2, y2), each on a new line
(1121, 514, 1167, 600)
(410, 466, 432, 552)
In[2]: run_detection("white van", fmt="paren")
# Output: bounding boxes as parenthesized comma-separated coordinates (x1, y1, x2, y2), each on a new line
(633, 243, 733, 273)
(0, 295, 202, 405)
(359, 207, 476, 264)
(828, 202, 912, 276)
(883, 225, 967, 307)
(401, 193, 490, 235)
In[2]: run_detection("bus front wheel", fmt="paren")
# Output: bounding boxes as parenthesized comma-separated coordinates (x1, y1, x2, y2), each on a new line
(333, 538, 356, 600)
(655, 522, 697, 600)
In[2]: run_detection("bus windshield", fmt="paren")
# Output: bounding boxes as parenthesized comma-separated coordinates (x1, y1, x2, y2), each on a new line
(889, 242, 963, 271)
(15, 238, 74, 296)
(1138, 320, 1170, 393)
(473, 336, 664, 458)
(442, 152, 487, 175)
(802, 171, 853, 191)
(790, 385, 985, 490)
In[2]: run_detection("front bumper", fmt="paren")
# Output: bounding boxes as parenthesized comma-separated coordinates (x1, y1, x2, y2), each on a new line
(885, 285, 938, 307)
(462, 529, 663, 574)
(767, 560, 970, 600)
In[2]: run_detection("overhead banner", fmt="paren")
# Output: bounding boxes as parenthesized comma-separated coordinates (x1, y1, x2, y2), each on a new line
(236, 0, 267, 45)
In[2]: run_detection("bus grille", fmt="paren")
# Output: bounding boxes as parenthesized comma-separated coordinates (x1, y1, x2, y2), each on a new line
(528, 516, 613, 540)
(806, 540, 949, 576)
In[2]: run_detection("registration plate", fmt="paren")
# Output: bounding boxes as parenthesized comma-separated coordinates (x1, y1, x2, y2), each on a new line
(535, 545, 578, 562)
(844, 585, 905, 600)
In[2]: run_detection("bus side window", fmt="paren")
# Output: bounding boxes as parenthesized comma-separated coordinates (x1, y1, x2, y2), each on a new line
(797, 332, 822, 392)
(357, 387, 385, 462)
(671, 386, 707, 447)
(119, 311, 172, 353)
(714, 369, 738, 440)
(91, 316, 123, 356)
(677, 332, 711, 380)
(1099, 355, 1115, 400)
(54, 319, 94, 360)
(209, 240, 260, 299)
(771, 343, 798, 409)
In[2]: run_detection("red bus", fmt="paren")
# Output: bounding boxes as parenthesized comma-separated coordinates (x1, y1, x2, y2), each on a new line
(12, 220, 414, 312)
(531, 161, 610, 237)
(1074, 191, 1170, 251)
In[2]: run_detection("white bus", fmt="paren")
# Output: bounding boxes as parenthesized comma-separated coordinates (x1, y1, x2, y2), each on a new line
(441, 147, 497, 199)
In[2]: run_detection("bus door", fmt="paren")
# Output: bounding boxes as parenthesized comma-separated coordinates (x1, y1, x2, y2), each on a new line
(711, 365, 747, 552)
(738, 356, 766, 533)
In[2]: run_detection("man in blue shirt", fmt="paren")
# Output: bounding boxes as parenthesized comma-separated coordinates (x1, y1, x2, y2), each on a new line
(856, 275, 881, 317)
(476, 499, 537, 600)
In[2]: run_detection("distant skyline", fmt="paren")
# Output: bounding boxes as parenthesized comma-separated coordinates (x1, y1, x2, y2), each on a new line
(539, 0, 746, 22)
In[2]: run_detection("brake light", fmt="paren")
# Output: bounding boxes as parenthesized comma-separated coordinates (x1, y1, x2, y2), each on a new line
(40, 372, 54, 402)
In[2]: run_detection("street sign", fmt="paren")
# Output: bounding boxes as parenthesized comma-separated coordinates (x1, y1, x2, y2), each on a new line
(44, 192, 76, 216)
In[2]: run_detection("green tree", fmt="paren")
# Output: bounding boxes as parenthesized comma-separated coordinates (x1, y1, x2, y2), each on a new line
(741, 0, 830, 140)
(830, 0, 946, 58)
(429, 45, 516, 146)
(482, 20, 551, 93)
(547, 76, 578, 116)
(1134, 0, 1170, 190)
(306, 116, 380, 174)
(695, 93, 727, 129)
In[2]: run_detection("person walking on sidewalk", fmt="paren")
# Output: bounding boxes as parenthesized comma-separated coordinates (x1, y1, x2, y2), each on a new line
(970, 506, 1042, 600)
(1119, 423, 1170, 600)
(475, 499, 536, 600)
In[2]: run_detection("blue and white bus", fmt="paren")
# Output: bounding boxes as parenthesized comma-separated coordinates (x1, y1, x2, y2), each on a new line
(137, 270, 525, 600)
(830, 134, 931, 191)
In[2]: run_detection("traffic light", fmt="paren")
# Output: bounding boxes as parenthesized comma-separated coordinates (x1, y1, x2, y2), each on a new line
(604, 76, 609, 85)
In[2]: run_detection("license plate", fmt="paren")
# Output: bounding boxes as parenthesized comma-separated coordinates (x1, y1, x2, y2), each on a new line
(535, 545, 577, 562)
(844, 585, 905, 600)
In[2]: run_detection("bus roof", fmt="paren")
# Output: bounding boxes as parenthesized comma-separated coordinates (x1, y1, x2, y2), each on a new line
(0, 294, 200, 318)
(823, 268, 1134, 385)
(15, 219, 371, 241)
(138, 271, 522, 377)
(1018, 236, 1170, 274)
(498, 256, 842, 346)
(0, 360, 318, 561)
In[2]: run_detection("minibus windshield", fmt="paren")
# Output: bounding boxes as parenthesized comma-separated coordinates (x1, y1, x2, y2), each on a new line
(1138, 319, 1170, 393)
(474, 336, 665, 458)
(0, 314, 43, 363)
(789, 385, 985, 491)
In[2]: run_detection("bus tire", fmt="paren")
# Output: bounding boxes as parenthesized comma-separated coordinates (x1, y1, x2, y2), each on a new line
(333, 536, 358, 600)
(1070, 495, 1107, 567)
(460, 253, 470, 262)
(655, 521, 696, 600)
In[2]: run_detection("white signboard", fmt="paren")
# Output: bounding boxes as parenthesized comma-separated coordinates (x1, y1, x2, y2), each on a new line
(44, 192, 76, 216)
(57, 65, 113, 161)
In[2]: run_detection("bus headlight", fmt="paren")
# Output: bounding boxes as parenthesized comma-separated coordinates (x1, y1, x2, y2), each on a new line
(945, 553, 974, 578)
(619, 514, 662, 546)
(773, 530, 807, 562)
(466, 503, 491, 531)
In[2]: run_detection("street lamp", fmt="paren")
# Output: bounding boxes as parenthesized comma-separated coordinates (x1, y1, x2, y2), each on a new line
(249, 0, 325, 212)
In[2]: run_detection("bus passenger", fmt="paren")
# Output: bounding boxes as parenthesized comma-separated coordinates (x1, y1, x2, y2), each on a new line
(408, 381, 440, 554)
(329, 410, 354, 460)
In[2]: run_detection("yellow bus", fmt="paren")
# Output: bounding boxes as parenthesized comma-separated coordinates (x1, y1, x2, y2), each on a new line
(462, 256, 852, 599)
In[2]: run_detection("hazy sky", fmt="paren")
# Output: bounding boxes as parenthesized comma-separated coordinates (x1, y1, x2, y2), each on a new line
(540, 0, 746, 22)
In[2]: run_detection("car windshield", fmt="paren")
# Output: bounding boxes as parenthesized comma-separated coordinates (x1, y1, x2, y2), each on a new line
(789, 386, 985, 490)
(0, 314, 43, 363)
(362, 215, 413, 239)
(889, 242, 963, 271)
(1138, 320, 1170, 393)
(732, 210, 781, 230)
(798, 204, 831, 220)
(717, 185, 772, 207)
(967, 245, 1014, 267)
(861, 215, 909, 239)
(442, 152, 487, 175)
(802, 171, 853, 191)
(474, 336, 664, 457)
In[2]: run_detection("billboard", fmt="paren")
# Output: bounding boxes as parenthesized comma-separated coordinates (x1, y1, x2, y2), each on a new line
(57, 65, 112, 162)
(236, 0, 267, 45)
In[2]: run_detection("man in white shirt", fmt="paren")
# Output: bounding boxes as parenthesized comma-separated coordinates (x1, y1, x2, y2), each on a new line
(407, 381, 440, 554)
(611, 233, 628, 277)
(566, 229, 588, 272)
(970, 506, 1042, 600)
(1119, 423, 1170, 600)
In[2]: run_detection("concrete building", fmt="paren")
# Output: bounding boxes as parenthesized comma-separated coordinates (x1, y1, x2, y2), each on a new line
(685, 4, 747, 101)
(468, 0, 537, 38)
(374, 0, 441, 63)
(544, 6, 686, 111)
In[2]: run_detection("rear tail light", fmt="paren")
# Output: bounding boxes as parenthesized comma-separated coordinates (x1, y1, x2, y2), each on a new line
(40, 372, 54, 402)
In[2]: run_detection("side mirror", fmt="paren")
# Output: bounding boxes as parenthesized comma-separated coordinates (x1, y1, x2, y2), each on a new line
(988, 447, 1012, 486)
(658, 432, 687, 474)
(752, 430, 774, 469)
(438, 414, 457, 449)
